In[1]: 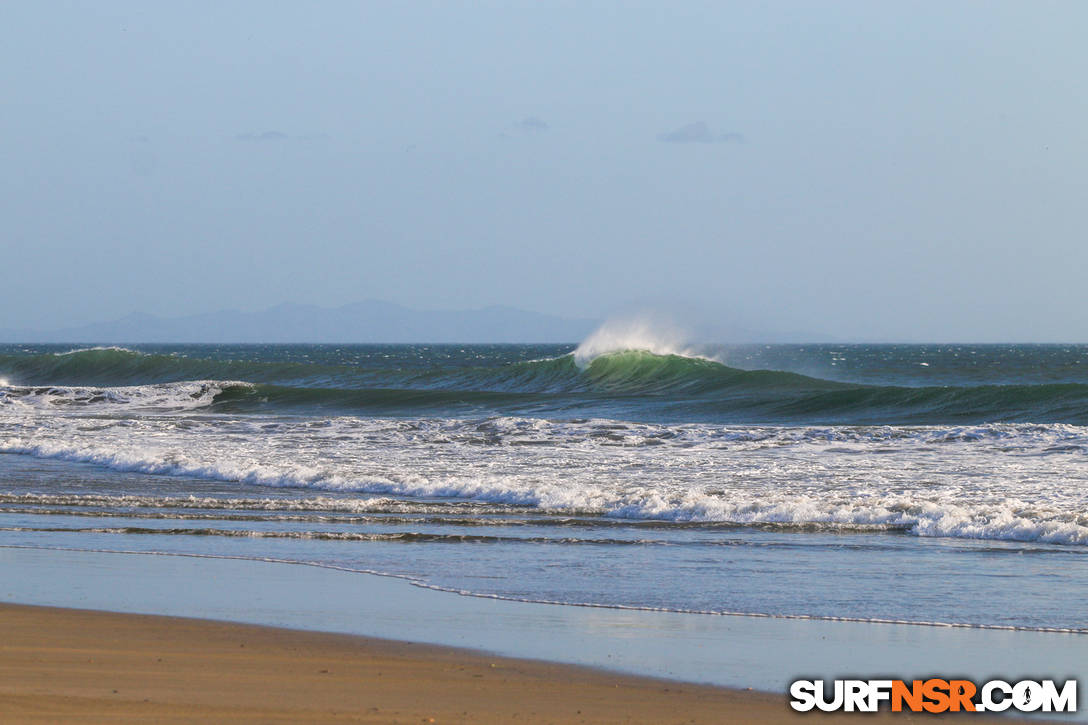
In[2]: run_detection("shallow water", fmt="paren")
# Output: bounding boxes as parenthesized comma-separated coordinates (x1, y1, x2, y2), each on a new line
(4, 545, 1084, 720)
(1, 342, 1086, 632)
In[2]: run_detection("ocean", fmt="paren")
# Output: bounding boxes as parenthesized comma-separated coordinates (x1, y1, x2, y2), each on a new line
(1, 334, 1086, 633)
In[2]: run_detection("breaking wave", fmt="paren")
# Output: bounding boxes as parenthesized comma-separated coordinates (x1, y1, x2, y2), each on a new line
(3, 346, 1088, 424)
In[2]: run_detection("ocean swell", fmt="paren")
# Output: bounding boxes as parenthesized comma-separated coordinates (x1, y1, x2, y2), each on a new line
(4, 346, 1088, 423)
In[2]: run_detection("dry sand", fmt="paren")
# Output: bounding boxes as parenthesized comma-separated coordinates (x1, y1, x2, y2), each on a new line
(0, 602, 1019, 724)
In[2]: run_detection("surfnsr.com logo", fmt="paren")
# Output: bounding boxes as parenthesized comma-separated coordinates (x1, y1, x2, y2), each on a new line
(789, 679, 1077, 713)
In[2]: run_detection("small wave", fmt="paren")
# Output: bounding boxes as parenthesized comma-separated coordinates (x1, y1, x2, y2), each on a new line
(54, 346, 145, 356)
(0, 507, 548, 526)
(0, 381, 241, 412)
(0, 525, 1039, 552)
(0, 492, 543, 515)
(0, 525, 700, 546)
(3, 430, 1086, 546)
(4, 543, 1086, 634)
(0, 504, 920, 534)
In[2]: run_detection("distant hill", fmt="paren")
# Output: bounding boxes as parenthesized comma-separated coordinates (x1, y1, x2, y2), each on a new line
(0, 301, 601, 344)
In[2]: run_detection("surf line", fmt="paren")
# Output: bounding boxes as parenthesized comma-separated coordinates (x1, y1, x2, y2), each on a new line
(1, 543, 1084, 635)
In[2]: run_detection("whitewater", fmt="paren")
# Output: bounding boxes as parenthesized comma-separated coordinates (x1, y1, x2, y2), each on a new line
(2, 331, 1087, 630)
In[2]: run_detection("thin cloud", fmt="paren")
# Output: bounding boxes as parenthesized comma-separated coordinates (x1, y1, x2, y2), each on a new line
(235, 131, 330, 143)
(497, 116, 551, 141)
(658, 122, 744, 144)
(236, 131, 289, 142)
(514, 116, 549, 132)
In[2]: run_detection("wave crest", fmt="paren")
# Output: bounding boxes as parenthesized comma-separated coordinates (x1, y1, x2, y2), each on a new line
(54, 346, 145, 357)
(573, 317, 711, 367)
(5, 345, 1088, 424)
(0, 381, 242, 412)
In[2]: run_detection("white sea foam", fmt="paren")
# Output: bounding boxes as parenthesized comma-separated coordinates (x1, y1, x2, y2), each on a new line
(572, 315, 713, 367)
(2, 409, 1087, 546)
(53, 346, 145, 356)
(0, 381, 240, 412)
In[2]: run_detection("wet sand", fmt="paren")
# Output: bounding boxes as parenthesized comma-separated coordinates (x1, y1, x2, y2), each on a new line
(0, 602, 952, 724)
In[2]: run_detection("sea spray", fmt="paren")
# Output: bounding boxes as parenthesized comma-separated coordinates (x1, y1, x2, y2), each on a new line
(573, 314, 710, 367)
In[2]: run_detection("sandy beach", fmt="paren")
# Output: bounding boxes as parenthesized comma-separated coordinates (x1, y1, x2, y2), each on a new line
(3, 0, 1085, 720)
(0, 546, 1077, 723)
(0, 602, 899, 724)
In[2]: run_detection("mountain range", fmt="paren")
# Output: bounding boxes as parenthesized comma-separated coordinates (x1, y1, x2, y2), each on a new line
(0, 301, 600, 344)
(1, 301, 834, 344)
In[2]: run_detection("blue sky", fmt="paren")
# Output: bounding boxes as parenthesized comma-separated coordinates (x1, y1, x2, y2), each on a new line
(2, 1, 1085, 340)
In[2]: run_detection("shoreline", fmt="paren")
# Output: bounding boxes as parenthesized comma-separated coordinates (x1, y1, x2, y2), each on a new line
(8, 541, 1084, 635)
(0, 602, 1025, 724)
(0, 545, 1077, 722)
